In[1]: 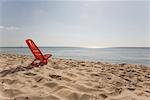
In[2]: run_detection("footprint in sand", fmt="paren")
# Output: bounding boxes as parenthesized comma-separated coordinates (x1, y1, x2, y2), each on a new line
(14, 95, 60, 100)
(107, 87, 123, 96)
(52, 86, 69, 93)
(127, 87, 136, 91)
(110, 96, 137, 100)
(65, 92, 80, 100)
(74, 84, 98, 93)
(49, 74, 72, 82)
(24, 72, 37, 76)
(111, 80, 124, 87)
(53, 88, 81, 100)
(90, 73, 100, 76)
(99, 93, 108, 99)
(80, 94, 97, 100)
(34, 76, 51, 83)
(44, 82, 58, 88)
(49, 75, 62, 80)
(0, 78, 17, 85)
(66, 72, 78, 78)
(0, 86, 23, 98)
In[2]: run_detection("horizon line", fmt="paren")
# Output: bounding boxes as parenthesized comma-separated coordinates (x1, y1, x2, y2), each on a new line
(0, 46, 150, 49)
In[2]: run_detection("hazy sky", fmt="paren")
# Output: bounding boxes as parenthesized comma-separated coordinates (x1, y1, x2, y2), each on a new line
(0, 0, 149, 47)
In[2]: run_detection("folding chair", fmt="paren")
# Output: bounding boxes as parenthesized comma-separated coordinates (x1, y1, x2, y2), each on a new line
(26, 39, 52, 66)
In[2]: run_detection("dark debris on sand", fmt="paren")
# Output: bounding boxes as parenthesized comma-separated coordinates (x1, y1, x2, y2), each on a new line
(0, 65, 33, 77)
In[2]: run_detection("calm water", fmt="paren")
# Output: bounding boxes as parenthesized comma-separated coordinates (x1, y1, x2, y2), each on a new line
(0, 47, 150, 66)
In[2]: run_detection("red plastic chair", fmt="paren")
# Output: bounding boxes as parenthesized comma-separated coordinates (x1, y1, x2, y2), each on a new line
(26, 39, 52, 66)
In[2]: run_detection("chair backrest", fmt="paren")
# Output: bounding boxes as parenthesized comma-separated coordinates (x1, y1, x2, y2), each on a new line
(26, 39, 44, 60)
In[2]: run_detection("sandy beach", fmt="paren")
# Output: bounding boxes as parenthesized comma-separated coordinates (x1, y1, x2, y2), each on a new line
(0, 53, 150, 100)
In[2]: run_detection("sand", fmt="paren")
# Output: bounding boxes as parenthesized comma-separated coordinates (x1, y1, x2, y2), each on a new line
(0, 53, 150, 100)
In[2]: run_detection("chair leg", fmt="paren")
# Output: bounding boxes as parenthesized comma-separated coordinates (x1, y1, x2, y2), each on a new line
(39, 59, 47, 66)
(39, 62, 44, 66)
(31, 59, 38, 67)
(44, 59, 48, 65)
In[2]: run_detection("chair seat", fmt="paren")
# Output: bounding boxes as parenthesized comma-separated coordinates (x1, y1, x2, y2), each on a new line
(44, 54, 52, 59)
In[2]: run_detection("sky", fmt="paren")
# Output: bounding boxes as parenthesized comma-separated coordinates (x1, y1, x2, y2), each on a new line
(0, 0, 149, 48)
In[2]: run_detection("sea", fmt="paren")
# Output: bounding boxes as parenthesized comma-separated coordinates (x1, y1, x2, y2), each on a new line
(0, 47, 149, 66)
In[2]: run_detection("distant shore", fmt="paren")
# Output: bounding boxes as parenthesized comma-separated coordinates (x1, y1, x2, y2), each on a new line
(0, 53, 150, 100)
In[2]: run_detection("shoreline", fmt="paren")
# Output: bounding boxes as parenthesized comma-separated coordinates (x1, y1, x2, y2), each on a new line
(0, 53, 150, 100)
(0, 53, 149, 67)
